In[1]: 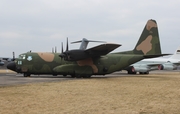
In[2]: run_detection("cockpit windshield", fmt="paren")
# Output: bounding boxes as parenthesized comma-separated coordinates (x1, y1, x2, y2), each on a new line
(18, 54, 26, 59)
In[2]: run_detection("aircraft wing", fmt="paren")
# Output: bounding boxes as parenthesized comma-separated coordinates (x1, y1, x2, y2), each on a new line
(146, 63, 162, 67)
(85, 43, 121, 56)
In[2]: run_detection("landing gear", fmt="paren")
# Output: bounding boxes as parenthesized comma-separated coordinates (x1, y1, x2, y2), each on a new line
(127, 70, 137, 74)
(83, 75, 91, 78)
(70, 74, 92, 78)
(71, 75, 75, 78)
(23, 73, 31, 77)
(63, 74, 67, 77)
(139, 72, 149, 74)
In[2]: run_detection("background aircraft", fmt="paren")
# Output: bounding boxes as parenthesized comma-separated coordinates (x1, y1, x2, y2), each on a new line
(7, 19, 168, 77)
(71, 38, 106, 50)
(0, 55, 15, 66)
(0, 59, 4, 66)
(125, 47, 180, 74)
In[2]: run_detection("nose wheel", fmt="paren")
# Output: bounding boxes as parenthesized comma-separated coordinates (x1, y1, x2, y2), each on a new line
(24, 73, 31, 77)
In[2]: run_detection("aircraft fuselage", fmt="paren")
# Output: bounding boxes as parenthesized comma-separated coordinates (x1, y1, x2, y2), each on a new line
(8, 52, 144, 77)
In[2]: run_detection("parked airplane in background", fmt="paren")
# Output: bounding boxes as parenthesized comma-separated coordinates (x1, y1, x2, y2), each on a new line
(71, 38, 106, 50)
(0, 60, 4, 66)
(125, 47, 180, 74)
(7, 19, 168, 77)
(0, 55, 15, 66)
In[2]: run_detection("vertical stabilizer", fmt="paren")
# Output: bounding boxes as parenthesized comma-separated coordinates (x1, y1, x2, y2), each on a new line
(133, 19, 161, 55)
(169, 47, 180, 59)
(119, 19, 161, 55)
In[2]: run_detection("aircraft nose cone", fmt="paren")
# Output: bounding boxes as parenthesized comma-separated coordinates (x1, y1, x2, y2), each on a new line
(7, 62, 16, 71)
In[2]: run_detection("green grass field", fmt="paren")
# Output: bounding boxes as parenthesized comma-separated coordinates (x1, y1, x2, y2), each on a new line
(0, 72, 180, 114)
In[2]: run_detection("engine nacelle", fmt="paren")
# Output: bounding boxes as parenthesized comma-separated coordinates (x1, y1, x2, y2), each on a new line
(133, 66, 149, 72)
(158, 64, 177, 70)
(126, 66, 150, 74)
(59, 50, 89, 61)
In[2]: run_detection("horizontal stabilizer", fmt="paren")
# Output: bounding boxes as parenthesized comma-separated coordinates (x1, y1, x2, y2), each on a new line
(143, 54, 171, 58)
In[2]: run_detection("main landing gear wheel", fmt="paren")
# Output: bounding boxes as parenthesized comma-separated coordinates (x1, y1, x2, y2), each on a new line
(139, 72, 149, 74)
(71, 75, 75, 78)
(127, 70, 137, 74)
(83, 75, 92, 78)
(24, 73, 31, 77)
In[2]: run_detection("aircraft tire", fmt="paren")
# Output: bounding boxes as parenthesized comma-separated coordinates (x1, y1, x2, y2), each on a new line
(23, 73, 27, 77)
(71, 74, 75, 78)
(83, 75, 91, 78)
(24, 73, 31, 77)
(63, 74, 67, 77)
(76, 75, 81, 78)
(139, 72, 149, 75)
(127, 70, 131, 74)
(144, 72, 149, 74)
(128, 70, 136, 74)
(133, 72, 137, 74)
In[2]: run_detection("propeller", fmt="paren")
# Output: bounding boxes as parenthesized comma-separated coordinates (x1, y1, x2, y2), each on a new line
(55, 46, 57, 53)
(66, 37, 69, 51)
(59, 42, 64, 59)
(59, 37, 69, 60)
(12, 52, 15, 61)
(61, 42, 63, 53)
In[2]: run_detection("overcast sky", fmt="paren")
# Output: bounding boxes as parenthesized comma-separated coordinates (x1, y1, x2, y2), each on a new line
(0, 0, 180, 57)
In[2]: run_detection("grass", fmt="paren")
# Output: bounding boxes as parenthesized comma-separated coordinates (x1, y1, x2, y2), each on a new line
(0, 69, 15, 73)
(0, 72, 180, 114)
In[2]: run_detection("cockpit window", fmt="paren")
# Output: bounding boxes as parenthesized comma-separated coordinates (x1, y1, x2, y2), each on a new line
(18, 55, 26, 59)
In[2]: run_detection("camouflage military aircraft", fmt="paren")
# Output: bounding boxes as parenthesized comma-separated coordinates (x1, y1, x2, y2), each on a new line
(7, 19, 168, 78)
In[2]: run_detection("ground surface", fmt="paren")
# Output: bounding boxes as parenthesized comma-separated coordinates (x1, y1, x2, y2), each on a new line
(0, 71, 180, 114)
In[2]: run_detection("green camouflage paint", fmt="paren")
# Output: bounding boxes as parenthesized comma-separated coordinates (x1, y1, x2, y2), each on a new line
(10, 19, 163, 77)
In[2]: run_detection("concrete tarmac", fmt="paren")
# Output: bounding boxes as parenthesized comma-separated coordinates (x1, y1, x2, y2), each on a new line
(0, 70, 179, 86)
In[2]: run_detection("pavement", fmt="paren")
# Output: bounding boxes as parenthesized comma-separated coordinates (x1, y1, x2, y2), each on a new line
(0, 69, 180, 86)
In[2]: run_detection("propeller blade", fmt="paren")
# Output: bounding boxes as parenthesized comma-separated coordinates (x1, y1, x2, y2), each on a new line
(66, 37, 69, 51)
(61, 42, 63, 53)
(55, 46, 57, 53)
(12, 52, 15, 61)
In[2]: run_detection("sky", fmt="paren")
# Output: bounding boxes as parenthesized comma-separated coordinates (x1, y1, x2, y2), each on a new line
(0, 0, 180, 57)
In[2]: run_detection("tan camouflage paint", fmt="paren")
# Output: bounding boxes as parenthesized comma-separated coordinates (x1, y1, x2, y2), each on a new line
(8, 19, 164, 76)
(37, 53, 55, 62)
(77, 58, 98, 73)
(136, 35, 152, 55)
(136, 20, 157, 55)
(146, 20, 157, 30)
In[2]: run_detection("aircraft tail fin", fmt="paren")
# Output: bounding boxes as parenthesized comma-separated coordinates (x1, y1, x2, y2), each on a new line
(169, 46, 180, 59)
(119, 19, 162, 55)
(133, 19, 161, 55)
(71, 38, 106, 50)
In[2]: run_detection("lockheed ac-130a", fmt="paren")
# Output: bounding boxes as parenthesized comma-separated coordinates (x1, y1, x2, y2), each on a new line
(7, 19, 168, 78)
